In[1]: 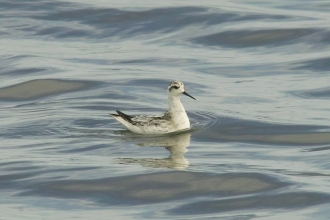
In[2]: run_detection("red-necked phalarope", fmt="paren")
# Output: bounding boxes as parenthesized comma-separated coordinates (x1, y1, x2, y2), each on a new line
(110, 80, 196, 135)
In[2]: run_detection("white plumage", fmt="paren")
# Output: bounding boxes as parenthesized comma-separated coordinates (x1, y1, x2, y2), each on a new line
(110, 80, 196, 135)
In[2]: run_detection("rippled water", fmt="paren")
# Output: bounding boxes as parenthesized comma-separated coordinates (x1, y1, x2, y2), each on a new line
(1, 0, 330, 219)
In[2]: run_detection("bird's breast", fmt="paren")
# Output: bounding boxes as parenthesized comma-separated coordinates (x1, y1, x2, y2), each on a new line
(171, 111, 190, 130)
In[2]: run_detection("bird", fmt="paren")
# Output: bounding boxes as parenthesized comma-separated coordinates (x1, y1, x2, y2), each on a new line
(110, 80, 196, 135)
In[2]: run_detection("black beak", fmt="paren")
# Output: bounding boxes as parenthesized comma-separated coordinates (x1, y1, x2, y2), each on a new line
(182, 91, 196, 100)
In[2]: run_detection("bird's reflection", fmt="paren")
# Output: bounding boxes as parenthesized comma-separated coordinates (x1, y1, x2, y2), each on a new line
(116, 131, 191, 170)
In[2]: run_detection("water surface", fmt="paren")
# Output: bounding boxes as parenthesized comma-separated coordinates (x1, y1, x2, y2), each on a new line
(1, 0, 330, 219)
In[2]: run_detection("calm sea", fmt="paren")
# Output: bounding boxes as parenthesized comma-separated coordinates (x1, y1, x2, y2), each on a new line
(1, 0, 330, 219)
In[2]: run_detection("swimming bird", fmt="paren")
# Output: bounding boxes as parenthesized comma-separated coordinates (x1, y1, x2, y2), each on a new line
(110, 80, 196, 135)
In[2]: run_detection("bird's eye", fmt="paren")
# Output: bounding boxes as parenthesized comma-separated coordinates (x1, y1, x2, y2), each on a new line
(173, 86, 179, 89)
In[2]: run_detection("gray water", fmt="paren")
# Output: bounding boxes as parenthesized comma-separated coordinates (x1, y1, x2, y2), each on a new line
(1, 0, 330, 219)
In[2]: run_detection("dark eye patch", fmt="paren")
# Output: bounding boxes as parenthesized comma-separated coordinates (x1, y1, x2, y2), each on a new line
(169, 85, 180, 91)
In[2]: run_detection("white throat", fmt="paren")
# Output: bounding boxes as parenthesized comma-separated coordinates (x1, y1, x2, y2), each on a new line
(168, 95, 184, 111)
(168, 94, 190, 129)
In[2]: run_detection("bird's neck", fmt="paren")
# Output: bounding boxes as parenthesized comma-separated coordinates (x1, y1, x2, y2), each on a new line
(168, 95, 190, 129)
(168, 95, 185, 113)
